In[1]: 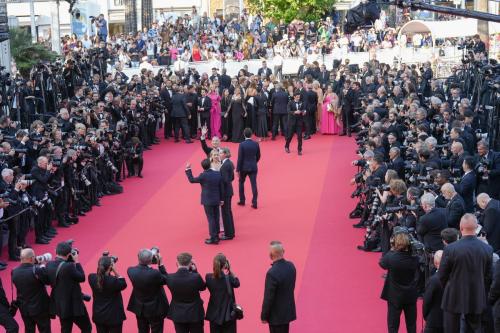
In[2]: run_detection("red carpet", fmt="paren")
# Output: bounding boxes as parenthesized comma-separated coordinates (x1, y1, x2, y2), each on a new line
(0, 134, 422, 332)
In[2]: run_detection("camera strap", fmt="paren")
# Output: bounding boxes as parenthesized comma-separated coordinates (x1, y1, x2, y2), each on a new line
(53, 261, 66, 289)
(224, 274, 235, 301)
(10, 270, 15, 302)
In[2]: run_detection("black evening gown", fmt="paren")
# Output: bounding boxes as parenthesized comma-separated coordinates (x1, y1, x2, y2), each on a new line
(230, 98, 245, 143)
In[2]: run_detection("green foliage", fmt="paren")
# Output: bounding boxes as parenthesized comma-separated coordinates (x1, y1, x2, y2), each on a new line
(9, 28, 58, 77)
(247, 0, 335, 23)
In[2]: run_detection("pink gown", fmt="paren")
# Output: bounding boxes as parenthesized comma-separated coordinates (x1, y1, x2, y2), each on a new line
(320, 94, 342, 135)
(209, 92, 222, 138)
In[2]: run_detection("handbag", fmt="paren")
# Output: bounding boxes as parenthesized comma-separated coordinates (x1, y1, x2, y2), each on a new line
(225, 274, 244, 320)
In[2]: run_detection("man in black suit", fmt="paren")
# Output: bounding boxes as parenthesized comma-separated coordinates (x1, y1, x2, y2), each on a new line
(440, 183, 465, 229)
(439, 213, 493, 333)
(127, 248, 169, 333)
(257, 61, 272, 79)
(0, 277, 18, 333)
(186, 85, 199, 139)
(285, 92, 305, 156)
(198, 88, 212, 138)
(302, 83, 318, 139)
(31, 156, 57, 244)
(261, 241, 296, 333)
(423, 250, 444, 333)
(237, 128, 261, 209)
(318, 64, 330, 90)
(171, 88, 193, 144)
(186, 158, 223, 244)
(12, 248, 51, 333)
(46, 241, 91, 333)
(476, 140, 500, 200)
(270, 84, 289, 140)
(220, 147, 235, 240)
(477, 193, 500, 253)
(219, 69, 231, 92)
(387, 147, 405, 179)
(454, 156, 476, 213)
(418, 193, 447, 252)
(166, 253, 206, 333)
(489, 259, 500, 332)
(341, 81, 361, 137)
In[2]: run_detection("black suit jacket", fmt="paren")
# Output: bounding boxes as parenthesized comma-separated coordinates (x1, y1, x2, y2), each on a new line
(257, 67, 272, 78)
(445, 194, 466, 229)
(166, 268, 206, 323)
(237, 139, 261, 173)
(439, 236, 493, 314)
(205, 273, 240, 325)
(488, 260, 500, 318)
(127, 264, 169, 318)
(318, 70, 330, 88)
(454, 171, 476, 213)
(46, 258, 87, 319)
(303, 89, 318, 113)
(198, 96, 212, 117)
(388, 157, 405, 180)
(379, 251, 419, 307)
(271, 90, 289, 115)
(30, 165, 53, 200)
(220, 159, 235, 198)
(417, 208, 447, 252)
(88, 274, 127, 325)
(186, 169, 223, 206)
(423, 273, 443, 329)
(483, 199, 500, 252)
(171, 93, 189, 118)
(12, 263, 50, 317)
(261, 259, 296, 325)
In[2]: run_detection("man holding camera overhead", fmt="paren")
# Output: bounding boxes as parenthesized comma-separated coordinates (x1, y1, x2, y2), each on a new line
(12, 248, 51, 333)
(46, 241, 91, 333)
(127, 248, 169, 333)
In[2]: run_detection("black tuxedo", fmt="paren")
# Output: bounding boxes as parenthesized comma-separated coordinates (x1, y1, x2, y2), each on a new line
(46, 258, 91, 333)
(198, 96, 212, 137)
(261, 259, 296, 331)
(166, 267, 206, 333)
(237, 139, 260, 206)
(488, 260, 500, 332)
(423, 273, 444, 331)
(454, 171, 476, 213)
(12, 263, 51, 333)
(445, 194, 465, 229)
(482, 199, 500, 253)
(171, 93, 191, 141)
(186, 168, 223, 240)
(257, 67, 272, 78)
(127, 264, 169, 333)
(205, 273, 240, 327)
(220, 159, 235, 238)
(417, 208, 447, 252)
(477, 152, 500, 199)
(303, 89, 318, 135)
(318, 70, 330, 89)
(285, 100, 305, 153)
(88, 274, 127, 328)
(271, 90, 289, 138)
(439, 235, 493, 332)
(388, 157, 405, 180)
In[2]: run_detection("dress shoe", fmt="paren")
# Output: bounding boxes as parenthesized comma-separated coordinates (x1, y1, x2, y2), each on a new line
(44, 233, 55, 239)
(174, 139, 180, 143)
(185, 140, 194, 144)
(67, 216, 79, 223)
(371, 247, 382, 253)
(128, 173, 135, 177)
(35, 238, 49, 245)
(95, 201, 102, 207)
(58, 222, 70, 228)
(353, 221, 366, 228)
(220, 235, 234, 241)
(138, 174, 143, 178)
(78, 212, 86, 217)
(303, 135, 311, 140)
(46, 231, 56, 237)
(0, 265, 6, 271)
(298, 151, 302, 156)
(49, 228, 58, 234)
(285, 147, 290, 153)
(357, 245, 367, 251)
(348, 133, 352, 137)
(237, 201, 245, 206)
(251, 204, 258, 209)
(271, 136, 276, 141)
(339, 132, 346, 136)
(205, 238, 219, 245)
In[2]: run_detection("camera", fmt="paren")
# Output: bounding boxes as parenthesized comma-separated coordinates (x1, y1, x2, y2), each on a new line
(35, 253, 52, 264)
(102, 251, 118, 263)
(151, 246, 160, 264)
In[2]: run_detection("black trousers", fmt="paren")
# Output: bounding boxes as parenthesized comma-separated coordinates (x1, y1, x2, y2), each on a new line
(210, 320, 236, 333)
(136, 315, 164, 333)
(272, 114, 288, 138)
(60, 314, 92, 333)
(221, 195, 235, 237)
(239, 171, 258, 206)
(424, 327, 444, 333)
(204, 205, 221, 240)
(127, 156, 144, 176)
(269, 324, 289, 333)
(285, 117, 304, 152)
(164, 112, 173, 138)
(22, 312, 51, 333)
(0, 304, 19, 333)
(95, 322, 123, 333)
(444, 311, 482, 333)
(189, 109, 198, 137)
(174, 321, 204, 333)
(387, 301, 416, 333)
(173, 117, 190, 140)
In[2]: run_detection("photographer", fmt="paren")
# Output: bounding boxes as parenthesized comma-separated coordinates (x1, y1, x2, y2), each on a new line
(88, 254, 127, 333)
(0, 276, 18, 333)
(46, 241, 91, 333)
(11, 248, 51, 333)
(417, 193, 447, 252)
(166, 252, 206, 333)
(30, 156, 56, 244)
(125, 137, 144, 178)
(205, 253, 240, 333)
(477, 193, 500, 253)
(454, 156, 476, 213)
(379, 231, 419, 333)
(476, 140, 500, 200)
(127, 248, 169, 333)
(440, 183, 465, 229)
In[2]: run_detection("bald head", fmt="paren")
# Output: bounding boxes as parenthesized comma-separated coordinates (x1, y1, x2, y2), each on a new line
(460, 213, 478, 236)
(434, 250, 443, 269)
(269, 241, 284, 261)
(20, 248, 35, 263)
(477, 193, 491, 210)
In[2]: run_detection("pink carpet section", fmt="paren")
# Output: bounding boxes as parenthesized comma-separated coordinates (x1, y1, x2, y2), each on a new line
(0, 134, 422, 332)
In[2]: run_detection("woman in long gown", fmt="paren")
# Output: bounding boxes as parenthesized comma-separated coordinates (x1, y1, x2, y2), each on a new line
(313, 81, 324, 132)
(245, 84, 257, 130)
(208, 85, 222, 138)
(321, 86, 341, 135)
(225, 87, 246, 143)
(254, 87, 269, 141)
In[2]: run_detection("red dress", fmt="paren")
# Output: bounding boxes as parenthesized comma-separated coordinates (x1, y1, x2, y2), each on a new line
(192, 49, 201, 62)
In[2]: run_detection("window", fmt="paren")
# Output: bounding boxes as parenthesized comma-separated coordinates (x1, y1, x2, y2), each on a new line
(114, 0, 124, 6)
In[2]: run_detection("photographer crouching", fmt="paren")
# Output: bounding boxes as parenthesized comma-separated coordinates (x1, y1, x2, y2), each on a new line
(379, 230, 420, 333)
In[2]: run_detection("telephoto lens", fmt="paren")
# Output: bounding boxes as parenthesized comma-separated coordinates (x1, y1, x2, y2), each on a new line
(35, 253, 52, 264)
